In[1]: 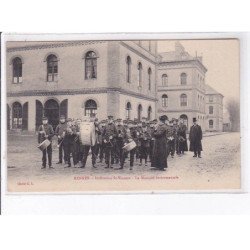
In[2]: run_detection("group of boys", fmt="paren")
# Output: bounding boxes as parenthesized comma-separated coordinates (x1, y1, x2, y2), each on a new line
(37, 114, 188, 170)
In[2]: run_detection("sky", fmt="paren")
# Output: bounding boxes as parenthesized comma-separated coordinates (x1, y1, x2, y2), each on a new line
(157, 39, 240, 105)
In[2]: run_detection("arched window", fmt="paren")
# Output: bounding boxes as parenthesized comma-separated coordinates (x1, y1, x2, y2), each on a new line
(180, 94, 187, 106)
(162, 74, 168, 86)
(12, 102, 22, 129)
(85, 99, 97, 116)
(137, 62, 142, 87)
(209, 119, 214, 129)
(180, 73, 187, 85)
(138, 104, 142, 121)
(47, 54, 58, 82)
(126, 102, 132, 119)
(85, 51, 97, 79)
(126, 56, 131, 83)
(147, 106, 152, 120)
(12, 57, 22, 83)
(148, 67, 152, 90)
(162, 94, 168, 107)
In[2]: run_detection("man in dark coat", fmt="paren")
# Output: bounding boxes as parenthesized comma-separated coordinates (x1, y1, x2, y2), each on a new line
(151, 115, 168, 171)
(114, 118, 127, 170)
(102, 115, 118, 168)
(189, 118, 203, 158)
(81, 114, 100, 169)
(63, 118, 78, 167)
(177, 118, 188, 155)
(37, 116, 54, 169)
(55, 115, 67, 164)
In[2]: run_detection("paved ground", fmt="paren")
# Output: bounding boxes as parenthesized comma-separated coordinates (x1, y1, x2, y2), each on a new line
(6, 132, 241, 192)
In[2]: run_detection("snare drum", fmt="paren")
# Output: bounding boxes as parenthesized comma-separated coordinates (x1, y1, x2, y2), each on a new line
(122, 140, 136, 152)
(37, 139, 51, 151)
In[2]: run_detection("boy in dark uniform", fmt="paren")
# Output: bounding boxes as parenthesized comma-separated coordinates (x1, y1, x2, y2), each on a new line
(38, 116, 54, 169)
(64, 118, 78, 168)
(55, 115, 67, 164)
(126, 120, 138, 170)
(138, 120, 151, 166)
(114, 118, 127, 170)
(102, 115, 118, 168)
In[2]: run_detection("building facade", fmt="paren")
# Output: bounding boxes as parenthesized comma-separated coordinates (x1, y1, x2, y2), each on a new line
(6, 40, 223, 132)
(6, 41, 158, 131)
(205, 85, 224, 131)
(157, 42, 207, 130)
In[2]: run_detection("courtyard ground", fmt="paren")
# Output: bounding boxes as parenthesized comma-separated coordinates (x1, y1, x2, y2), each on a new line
(6, 132, 241, 192)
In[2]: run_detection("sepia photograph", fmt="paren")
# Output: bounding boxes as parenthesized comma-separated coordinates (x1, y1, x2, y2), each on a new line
(3, 36, 240, 193)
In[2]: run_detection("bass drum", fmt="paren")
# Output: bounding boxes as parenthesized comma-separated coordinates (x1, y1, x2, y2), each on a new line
(79, 121, 96, 146)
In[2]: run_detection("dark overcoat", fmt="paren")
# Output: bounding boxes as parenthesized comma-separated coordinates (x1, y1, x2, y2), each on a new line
(177, 124, 188, 152)
(151, 123, 168, 170)
(189, 124, 203, 152)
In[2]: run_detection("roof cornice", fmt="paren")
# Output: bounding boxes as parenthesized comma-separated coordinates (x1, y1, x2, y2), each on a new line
(7, 87, 157, 102)
(158, 59, 207, 73)
(7, 41, 107, 52)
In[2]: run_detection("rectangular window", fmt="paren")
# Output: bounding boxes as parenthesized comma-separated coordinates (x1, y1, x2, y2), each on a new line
(209, 96, 213, 102)
(209, 120, 214, 129)
(209, 106, 213, 114)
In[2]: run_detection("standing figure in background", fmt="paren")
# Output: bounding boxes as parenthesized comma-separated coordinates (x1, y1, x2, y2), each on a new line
(189, 118, 203, 158)
(177, 118, 188, 155)
(173, 119, 179, 155)
(138, 120, 151, 166)
(96, 120, 106, 163)
(167, 120, 176, 158)
(125, 120, 138, 170)
(114, 118, 127, 170)
(103, 115, 117, 168)
(63, 118, 78, 168)
(81, 114, 100, 168)
(38, 116, 54, 169)
(149, 120, 156, 162)
(151, 115, 168, 171)
(55, 115, 67, 164)
(75, 118, 82, 164)
(136, 120, 143, 162)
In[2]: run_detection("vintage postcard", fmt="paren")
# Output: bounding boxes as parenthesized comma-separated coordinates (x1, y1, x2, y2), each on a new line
(2, 34, 241, 193)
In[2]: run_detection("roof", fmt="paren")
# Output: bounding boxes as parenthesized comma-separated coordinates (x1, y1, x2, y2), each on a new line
(159, 50, 194, 62)
(158, 42, 206, 72)
(205, 85, 223, 96)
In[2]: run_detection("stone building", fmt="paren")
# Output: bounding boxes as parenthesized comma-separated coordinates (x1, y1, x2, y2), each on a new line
(6, 40, 158, 131)
(205, 84, 224, 131)
(6, 40, 223, 132)
(157, 42, 207, 130)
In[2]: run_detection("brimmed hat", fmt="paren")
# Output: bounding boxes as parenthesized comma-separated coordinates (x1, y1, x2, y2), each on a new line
(193, 117, 197, 122)
(42, 116, 48, 120)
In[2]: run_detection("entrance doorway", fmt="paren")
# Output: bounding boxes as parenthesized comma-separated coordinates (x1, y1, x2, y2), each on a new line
(44, 99, 59, 130)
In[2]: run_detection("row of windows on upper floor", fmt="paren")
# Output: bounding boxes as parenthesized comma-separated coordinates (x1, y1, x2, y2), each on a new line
(161, 73, 205, 87)
(11, 53, 154, 91)
(161, 93, 206, 112)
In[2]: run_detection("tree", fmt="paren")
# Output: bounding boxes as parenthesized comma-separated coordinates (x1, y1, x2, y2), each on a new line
(226, 98, 240, 132)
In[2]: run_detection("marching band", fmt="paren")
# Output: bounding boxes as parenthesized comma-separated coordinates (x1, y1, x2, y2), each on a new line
(37, 114, 203, 171)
